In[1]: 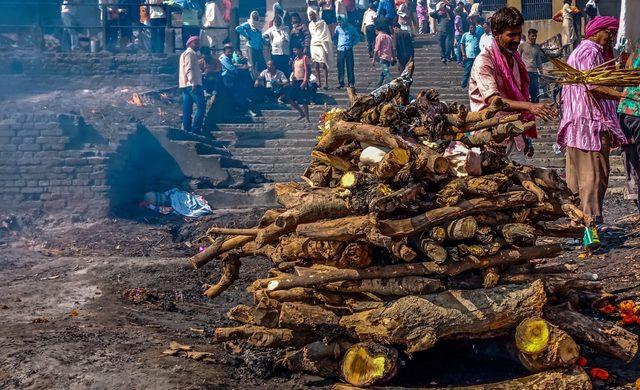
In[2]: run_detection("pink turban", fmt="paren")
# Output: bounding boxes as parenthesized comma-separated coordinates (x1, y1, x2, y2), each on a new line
(186, 36, 200, 47)
(585, 16, 619, 39)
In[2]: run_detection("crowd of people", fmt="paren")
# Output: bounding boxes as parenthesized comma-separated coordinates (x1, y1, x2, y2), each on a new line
(60, 0, 232, 53)
(177, 0, 428, 127)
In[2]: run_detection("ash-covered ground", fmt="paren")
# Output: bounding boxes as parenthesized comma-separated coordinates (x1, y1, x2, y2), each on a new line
(1, 197, 640, 390)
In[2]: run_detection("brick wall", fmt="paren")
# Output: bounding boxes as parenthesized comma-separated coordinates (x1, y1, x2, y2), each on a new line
(0, 51, 179, 89)
(0, 112, 111, 218)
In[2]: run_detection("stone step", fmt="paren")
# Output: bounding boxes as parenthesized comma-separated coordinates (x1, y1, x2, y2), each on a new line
(228, 146, 314, 157)
(197, 184, 276, 209)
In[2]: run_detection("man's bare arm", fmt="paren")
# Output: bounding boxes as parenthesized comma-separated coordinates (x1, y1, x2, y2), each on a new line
(487, 95, 558, 121)
(591, 86, 624, 101)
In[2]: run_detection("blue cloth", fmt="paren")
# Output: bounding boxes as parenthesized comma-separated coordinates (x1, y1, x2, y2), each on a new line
(333, 24, 360, 51)
(182, 86, 205, 132)
(377, 0, 396, 20)
(461, 58, 474, 88)
(475, 25, 484, 36)
(235, 22, 264, 49)
(460, 31, 480, 58)
(166, 188, 213, 216)
(219, 53, 236, 78)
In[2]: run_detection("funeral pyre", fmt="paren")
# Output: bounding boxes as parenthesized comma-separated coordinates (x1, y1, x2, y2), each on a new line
(187, 63, 638, 388)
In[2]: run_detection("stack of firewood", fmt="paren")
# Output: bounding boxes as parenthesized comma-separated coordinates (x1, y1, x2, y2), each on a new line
(187, 63, 638, 388)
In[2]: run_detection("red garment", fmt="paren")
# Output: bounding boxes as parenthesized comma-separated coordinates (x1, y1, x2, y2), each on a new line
(343, 0, 355, 12)
(222, 0, 231, 23)
(489, 39, 537, 138)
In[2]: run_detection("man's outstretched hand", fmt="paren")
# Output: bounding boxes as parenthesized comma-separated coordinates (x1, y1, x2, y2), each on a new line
(528, 102, 558, 121)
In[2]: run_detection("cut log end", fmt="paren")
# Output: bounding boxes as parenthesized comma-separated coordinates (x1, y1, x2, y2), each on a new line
(516, 317, 580, 373)
(516, 317, 550, 355)
(340, 342, 398, 387)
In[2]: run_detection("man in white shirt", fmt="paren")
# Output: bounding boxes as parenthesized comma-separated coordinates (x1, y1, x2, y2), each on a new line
(179, 36, 205, 133)
(254, 60, 290, 103)
(478, 20, 493, 52)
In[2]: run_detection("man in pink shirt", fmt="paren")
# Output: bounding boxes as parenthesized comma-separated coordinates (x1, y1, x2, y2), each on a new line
(468, 7, 557, 163)
(373, 24, 396, 87)
(557, 16, 627, 224)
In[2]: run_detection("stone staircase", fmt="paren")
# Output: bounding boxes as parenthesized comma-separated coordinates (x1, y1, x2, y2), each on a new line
(162, 34, 626, 209)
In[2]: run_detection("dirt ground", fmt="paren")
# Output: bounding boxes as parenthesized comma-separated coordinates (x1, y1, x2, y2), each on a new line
(1, 196, 640, 390)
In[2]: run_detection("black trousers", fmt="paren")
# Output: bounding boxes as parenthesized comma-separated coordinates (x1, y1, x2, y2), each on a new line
(438, 31, 451, 60)
(337, 49, 355, 87)
(365, 25, 376, 57)
(620, 113, 640, 211)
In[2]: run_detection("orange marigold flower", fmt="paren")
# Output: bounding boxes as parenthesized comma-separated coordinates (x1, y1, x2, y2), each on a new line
(589, 368, 610, 381)
(619, 300, 635, 314)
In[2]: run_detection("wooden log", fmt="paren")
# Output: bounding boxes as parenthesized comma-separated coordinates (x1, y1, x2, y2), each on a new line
(317, 121, 402, 153)
(515, 317, 579, 372)
(278, 302, 341, 330)
(303, 161, 334, 187)
(369, 184, 426, 214)
(339, 242, 374, 268)
(499, 274, 602, 295)
(340, 342, 399, 387)
(206, 227, 259, 236)
(257, 244, 562, 291)
(415, 238, 448, 263)
(323, 276, 443, 296)
(466, 121, 534, 147)
(544, 305, 638, 362)
(452, 113, 522, 133)
(377, 191, 537, 238)
(297, 192, 537, 241)
(411, 146, 450, 175)
(261, 287, 361, 308)
(345, 62, 414, 120)
(276, 340, 346, 378)
(507, 166, 547, 203)
(464, 97, 510, 123)
(475, 212, 512, 226)
(374, 148, 410, 179)
(553, 191, 594, 227)
(203, 255, 241, 298)
(339, 281, 546, 353)
(428, 226, 447, 242)
(272, 235, 341, 263)
(312, 150, 357, 172)
(391, 239, 418, 262)
(331, 367, 591, 390)
(499, 223, 537, 245)
(530, 166, 569, 191)
(189, 235, 253, 269)
(445, 216, 479, 240)
(535, 222, 583, 238)
(482, 266, 501, 288)
(256, 192, 354, 248)
(213, 325, 314, 348)
(437, 174, 511, 206)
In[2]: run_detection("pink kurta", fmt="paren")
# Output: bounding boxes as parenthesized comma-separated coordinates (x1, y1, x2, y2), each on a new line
(468, 48, 522, 114)
(557, 39, 626, 151)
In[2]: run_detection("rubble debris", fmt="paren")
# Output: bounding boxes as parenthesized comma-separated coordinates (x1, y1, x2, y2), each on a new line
(122, 288, 158, 304)
(187, 62, 637, 387)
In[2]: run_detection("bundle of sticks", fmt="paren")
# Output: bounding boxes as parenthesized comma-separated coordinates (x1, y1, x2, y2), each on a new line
(188, 63, 638, 388)
(548, 57, 640, 87)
